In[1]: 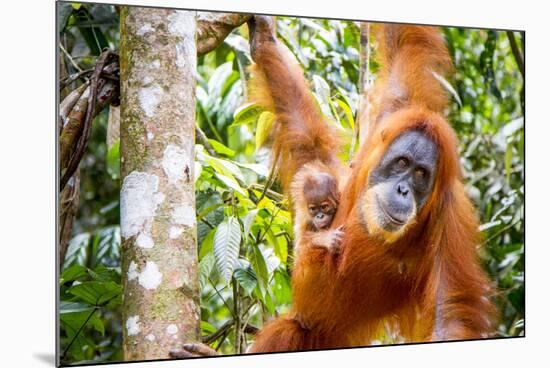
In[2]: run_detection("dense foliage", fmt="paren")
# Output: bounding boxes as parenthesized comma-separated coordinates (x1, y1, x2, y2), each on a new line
(58, 3, 524, 364)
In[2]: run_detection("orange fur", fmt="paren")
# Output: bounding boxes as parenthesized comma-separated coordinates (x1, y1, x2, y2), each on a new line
(248, 17, 496, 352)
(248, 31, 346, 194)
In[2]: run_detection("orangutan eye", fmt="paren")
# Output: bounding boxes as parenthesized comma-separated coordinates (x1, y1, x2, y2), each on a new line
(396, 157, 409, 169)
(414, 167, 427, 179)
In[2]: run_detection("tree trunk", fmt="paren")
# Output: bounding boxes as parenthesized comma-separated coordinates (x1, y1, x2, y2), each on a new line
(358, 22, 371, 144)
(119, 7, 199, 361)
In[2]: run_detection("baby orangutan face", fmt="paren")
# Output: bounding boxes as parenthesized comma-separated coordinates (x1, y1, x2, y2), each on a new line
(303, 172, 340, 230)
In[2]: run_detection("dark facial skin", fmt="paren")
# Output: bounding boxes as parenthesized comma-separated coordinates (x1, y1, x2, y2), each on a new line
(368, 130, 438, 231)
(303, 173, 339, 230)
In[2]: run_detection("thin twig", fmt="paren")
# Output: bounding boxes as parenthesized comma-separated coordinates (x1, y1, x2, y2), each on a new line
(61, 307, 97, 360)
(256, 158, 278, 203)
(196, 124, 217, 156)
(60, 69, 93, 90)
(506, 31, 524, 79)
(483, 219, 522, 246)
(59, 43, 83, 72)
(203, 320, 234, 344)
(209, 277, 235, 318)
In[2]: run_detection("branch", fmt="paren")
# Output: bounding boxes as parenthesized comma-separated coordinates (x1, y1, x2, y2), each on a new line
(197, 12, 252, 56)
(202, 319, 258, 344)
(60, 50, 120, 191)
(59, 170, 80, 268)
(195, 124, 217, 156)
(506, 31, 524, 79)
(357, 22, 372, 146)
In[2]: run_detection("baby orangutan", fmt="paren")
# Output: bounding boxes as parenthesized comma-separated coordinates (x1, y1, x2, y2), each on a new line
(291, 162, 344, 255)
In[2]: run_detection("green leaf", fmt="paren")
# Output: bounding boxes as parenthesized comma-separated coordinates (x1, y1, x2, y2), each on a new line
(60, 311, 99, 360)
(92, 226, 120, 268)
(68, 281, 121, 306)
(267, 228, 288, 264)
(199, 228, 216, 260)
(255, 111, 275, 150)
(106, 140, 120, 180)
(213, 216, 242, 282)
(60, 301, 94, 314)
(64, 233, 91, 269)
(207, 139, 235, 157)
(207, 62, 237, 108)
(231, 103, 263, 126)
(200, 320, 217, 335)
(61, 265, 88, 284)
(234, 260, 258, 294)
(199, 253, 216, 290)
(87, 265, 120, 283)
(334, 98, 355, 130)
(58, 3, 74, 31)
(204, 154, 245, 183)
(235, 162, 269, 178)
(273, 270, 292, 305)
(250, 245, 269, 297)
(313, 75, 331, 104)
(213, 172, 247, 197)
(243, 210, 259, 240)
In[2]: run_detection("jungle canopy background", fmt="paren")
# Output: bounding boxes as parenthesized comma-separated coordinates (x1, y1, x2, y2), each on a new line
(58, 3, 524, 364)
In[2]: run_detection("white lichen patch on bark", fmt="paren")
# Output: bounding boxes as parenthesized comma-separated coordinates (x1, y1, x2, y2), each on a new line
(172, 204, 196, 228)
(67, 176, 75, 187)
(126, 315, 140, 336)
(136, 232, 154, 249)
(168, 11, 197, 71)
(137, 22, 153, 36)
(147, 132, 154, 141)
(162, 145, 190, 184)
(145, 334, 156, 342)
(175, 43, 187, 69)
(166, 324, 178, 335)
(138, 261, 163, 290)
(128, 261, 139, 281)
(169, 226, 183, 239)
(120, 171, 165, 248)
(138, 85, 163, 117)
(167, 11, 195, 38)
(151, 60, 160, 69)
(142, 75, 154, 85)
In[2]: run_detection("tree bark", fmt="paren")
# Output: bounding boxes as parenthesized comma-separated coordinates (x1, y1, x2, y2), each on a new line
(59, 171, 80, 268)
(120, 7, 200, 361)
(196, 12, 251, 56)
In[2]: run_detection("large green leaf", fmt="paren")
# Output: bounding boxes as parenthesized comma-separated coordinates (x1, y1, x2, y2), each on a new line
(214, 216, 242, 282)
(68, 281, 121, 306)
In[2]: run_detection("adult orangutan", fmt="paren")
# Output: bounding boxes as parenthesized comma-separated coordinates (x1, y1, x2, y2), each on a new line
(171, 16, 496, 358)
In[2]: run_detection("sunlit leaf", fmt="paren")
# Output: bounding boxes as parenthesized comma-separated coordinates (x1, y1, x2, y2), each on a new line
(231, 103, 263, 126)
(255, 111, 275, 150)
(208, 139, 235, 157)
